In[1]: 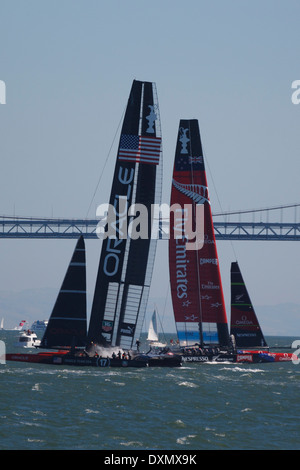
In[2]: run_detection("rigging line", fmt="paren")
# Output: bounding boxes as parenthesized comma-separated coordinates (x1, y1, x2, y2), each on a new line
(202, 145, 238, 261)
(84, 106, 126, 220)
(155, 303, 167, 342)
(159, 282, 170, 343)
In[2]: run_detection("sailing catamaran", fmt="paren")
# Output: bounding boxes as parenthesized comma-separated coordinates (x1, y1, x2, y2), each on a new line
(87, 80, 162, 350)
(169, 119, 231, 362)
(6, 80, 181, 368)
(7, 235, 152, 367)
(230, 261, 295, 362)
(168, 119, 295, 364)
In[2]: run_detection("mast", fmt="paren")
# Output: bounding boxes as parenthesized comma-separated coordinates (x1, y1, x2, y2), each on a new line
(88, 80, 162, 350)
(40, 236, 87, 349)
(169, 119, 230, 347)
(230, 261, 268, 348)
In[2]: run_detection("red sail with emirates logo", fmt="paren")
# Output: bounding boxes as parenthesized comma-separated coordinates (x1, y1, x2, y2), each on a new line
(169, 119, 230, 347)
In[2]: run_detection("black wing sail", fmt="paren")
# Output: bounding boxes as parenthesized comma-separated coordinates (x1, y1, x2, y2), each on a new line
(230, 261, 268, 348)
(88, 80, 162, 349)
(40, 236, 87, 349)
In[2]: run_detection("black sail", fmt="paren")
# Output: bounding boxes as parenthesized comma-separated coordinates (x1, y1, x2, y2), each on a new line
(40, 236, 87, 348)
(88, 80, 162, 349)
(230, 261, 268, 348)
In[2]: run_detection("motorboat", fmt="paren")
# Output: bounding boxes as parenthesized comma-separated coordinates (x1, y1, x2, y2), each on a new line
(16, 330, 41, 348)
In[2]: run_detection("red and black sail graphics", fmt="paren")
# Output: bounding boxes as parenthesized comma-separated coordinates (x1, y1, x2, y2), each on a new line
(40, 236, 87, 348)
(230, 261, 267, 348)
(88, 80, 162, 349)
(169, 120, 229, 346)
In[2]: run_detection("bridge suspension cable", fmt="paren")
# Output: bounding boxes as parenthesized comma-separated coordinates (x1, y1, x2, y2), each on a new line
(212, 202, 300, 217)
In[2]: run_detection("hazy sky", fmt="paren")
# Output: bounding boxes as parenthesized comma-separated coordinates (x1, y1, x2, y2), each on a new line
(0, 0, 300, 332)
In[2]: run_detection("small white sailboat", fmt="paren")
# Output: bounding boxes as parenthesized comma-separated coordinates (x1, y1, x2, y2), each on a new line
(147, 309, 166, 348)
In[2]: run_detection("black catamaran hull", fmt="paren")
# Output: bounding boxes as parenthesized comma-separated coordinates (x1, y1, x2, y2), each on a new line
(5, 353, 147, 367)
(5, 352, 182, 368)
(141, 354, 182, 367)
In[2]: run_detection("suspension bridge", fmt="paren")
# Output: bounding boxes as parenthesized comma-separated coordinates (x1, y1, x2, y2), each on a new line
(1, 203, 299, 241)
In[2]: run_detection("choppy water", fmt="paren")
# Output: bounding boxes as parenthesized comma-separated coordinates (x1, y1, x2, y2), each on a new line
(0, 331, 299, 450)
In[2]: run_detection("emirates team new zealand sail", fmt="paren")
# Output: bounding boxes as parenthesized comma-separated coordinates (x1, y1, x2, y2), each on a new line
(169, 119, 230, 350)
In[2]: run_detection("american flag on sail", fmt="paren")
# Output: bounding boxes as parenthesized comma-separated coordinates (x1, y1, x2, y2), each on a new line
(118, 134, 161, 165)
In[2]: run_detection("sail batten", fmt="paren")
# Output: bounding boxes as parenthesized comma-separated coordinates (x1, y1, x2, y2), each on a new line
(169, 120, 230, 347)
(88, 80, 162, 349)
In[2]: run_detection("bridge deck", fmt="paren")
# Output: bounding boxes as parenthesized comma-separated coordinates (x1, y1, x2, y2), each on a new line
(1, 217, 299, 240)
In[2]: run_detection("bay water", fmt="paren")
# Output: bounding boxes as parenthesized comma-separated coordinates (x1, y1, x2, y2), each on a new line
(0, 331, 299, 451)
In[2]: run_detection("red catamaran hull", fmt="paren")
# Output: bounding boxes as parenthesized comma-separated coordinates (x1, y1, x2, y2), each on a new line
(181, 351, 296, 363)
(237, 350, 296, 363)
